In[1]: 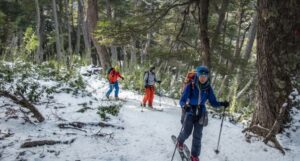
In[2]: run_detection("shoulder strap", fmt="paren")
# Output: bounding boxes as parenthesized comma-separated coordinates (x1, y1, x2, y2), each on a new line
(145, 71, 149, 85)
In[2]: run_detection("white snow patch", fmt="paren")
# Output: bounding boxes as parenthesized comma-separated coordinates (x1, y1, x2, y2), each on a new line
(1, 71, 300, 161)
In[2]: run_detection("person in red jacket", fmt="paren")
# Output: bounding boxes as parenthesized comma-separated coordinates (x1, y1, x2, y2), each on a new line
(106, 66, 124, 100)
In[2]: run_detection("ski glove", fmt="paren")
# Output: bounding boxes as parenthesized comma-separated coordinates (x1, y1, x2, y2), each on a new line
(156, 80, 162, 84)
(182, 104, 190, 110)
(220, 101, 230, 108)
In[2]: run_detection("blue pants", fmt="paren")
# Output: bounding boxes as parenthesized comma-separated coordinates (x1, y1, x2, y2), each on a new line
(178, 113, 204, 157)
(106, 82, 119, 97)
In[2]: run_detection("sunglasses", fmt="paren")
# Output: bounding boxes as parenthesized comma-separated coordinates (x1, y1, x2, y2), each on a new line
(199, 74, 208, 78)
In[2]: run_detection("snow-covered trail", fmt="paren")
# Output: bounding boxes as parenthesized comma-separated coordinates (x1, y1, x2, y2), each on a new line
(1, 73, 299, 161)
(104, 93, 181, 161)
(95, 89, 295, 161)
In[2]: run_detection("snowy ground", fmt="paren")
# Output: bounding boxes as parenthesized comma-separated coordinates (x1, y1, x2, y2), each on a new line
(1, 72, 300, 161)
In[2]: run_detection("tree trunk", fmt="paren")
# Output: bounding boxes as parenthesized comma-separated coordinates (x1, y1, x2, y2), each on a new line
(87, 0, 111, 71)
(52, 0, 62, 60)
(130, 40, 137, 68)
(250, 0, 296, 136)
(78, 0, 92, 63)
(197, 0, 211, 68)
(210, 0, 229, 52)
(243, 13, 257, 61)
(65, 0, 73, 56)
(75, 2, 81, 54)
(35, 0, 43, 63)
(233, 4, 245, 65)
(141, 33, 151, 64)
(111, 46, 118, 66)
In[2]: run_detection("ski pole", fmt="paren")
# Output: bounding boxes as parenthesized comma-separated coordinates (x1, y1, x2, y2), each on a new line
(215, 107, 226, 154)
(159, 82, 161, 107)
(171, 124, 184, 161)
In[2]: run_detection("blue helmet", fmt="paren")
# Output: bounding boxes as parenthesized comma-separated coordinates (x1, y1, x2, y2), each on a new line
(196, 66, 209, 77)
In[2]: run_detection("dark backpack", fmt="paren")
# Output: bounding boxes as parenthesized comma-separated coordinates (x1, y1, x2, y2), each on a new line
(107, 67, 114, 80)
(144, 71, 149, 85)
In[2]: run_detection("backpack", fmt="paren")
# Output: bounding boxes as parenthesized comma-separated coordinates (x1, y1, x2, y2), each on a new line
(181, 70, 196, 93)
(181, 70, 210, 94)
(107, 67, 114, 81)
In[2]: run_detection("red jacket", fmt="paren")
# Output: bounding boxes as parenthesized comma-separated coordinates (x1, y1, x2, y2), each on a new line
(108, 69, 123, 83)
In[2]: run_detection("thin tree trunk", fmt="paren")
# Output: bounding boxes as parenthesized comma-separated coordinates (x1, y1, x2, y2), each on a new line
(111, 46, 118, 66)
(130, 40, 137, 68)
(217, 75, 228, 97)
(87, 0, 111, 71)
(210, 0, 229, 52)
(141, 33, 151, 64)
(35, 0, 43, 63)
(243, 13, 257, 61)
(237, 77, 253, 99)
(233, 4, 244, 63)
(65, 0, 72, 56)
(75, 3, 81, 54)
(52, 0, 62, 60)
(78, 0, 91, 63)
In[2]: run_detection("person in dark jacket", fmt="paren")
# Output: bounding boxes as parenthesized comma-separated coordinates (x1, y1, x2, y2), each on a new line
(177, 66, 229, 161)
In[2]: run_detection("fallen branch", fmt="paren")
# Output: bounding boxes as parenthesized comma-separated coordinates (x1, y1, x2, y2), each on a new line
(93, 130, 114, 138)
(57, 121, 124, 130)
(58, 124, 87, 133)
(0, 91, 44, 122)
(20, 138, 76, 148)
(243, 125, 285, 154)
(264, 104, 287, 144)
(0, 130, 14, 140)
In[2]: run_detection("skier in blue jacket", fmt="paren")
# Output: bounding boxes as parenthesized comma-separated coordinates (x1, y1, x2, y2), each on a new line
(177, 66, 229, 161)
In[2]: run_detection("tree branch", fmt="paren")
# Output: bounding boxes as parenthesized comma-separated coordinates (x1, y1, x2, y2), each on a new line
(0, 91, 45, 122)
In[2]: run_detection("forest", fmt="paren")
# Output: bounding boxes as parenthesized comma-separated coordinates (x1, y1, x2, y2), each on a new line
(0, 0, 299, 161)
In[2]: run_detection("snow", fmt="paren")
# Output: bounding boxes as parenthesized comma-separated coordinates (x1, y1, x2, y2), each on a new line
(1, 70, 300, 161)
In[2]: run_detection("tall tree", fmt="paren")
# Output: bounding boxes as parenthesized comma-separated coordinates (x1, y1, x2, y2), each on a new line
(78, 0, 92, 62)
(52, 0, 62, 60)
(245, 0, 299, 153)
(210, 0, 229, 52)
(34, 0, 43, 63)
(87, 0, 111, 70)
(243, 13, 257, 61)
(65, 0, 72, 56)
(197, 0, 211, 68)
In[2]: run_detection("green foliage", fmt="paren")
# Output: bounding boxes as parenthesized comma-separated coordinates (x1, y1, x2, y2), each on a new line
(97, 104, 121, 121)
(0, 60, 89, 103)
(122, 65, 148, 93)
(23, 27, 38, 54)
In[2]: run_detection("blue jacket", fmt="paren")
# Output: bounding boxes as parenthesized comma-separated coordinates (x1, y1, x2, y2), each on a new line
(179, 82, 221, 113)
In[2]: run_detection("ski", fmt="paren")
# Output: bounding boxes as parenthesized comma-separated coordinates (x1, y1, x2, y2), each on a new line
(145, 106, 163, 112)
(100, 97, 126, 102)
(140, 103, 163, 112)
(171, 135, 191, 161)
